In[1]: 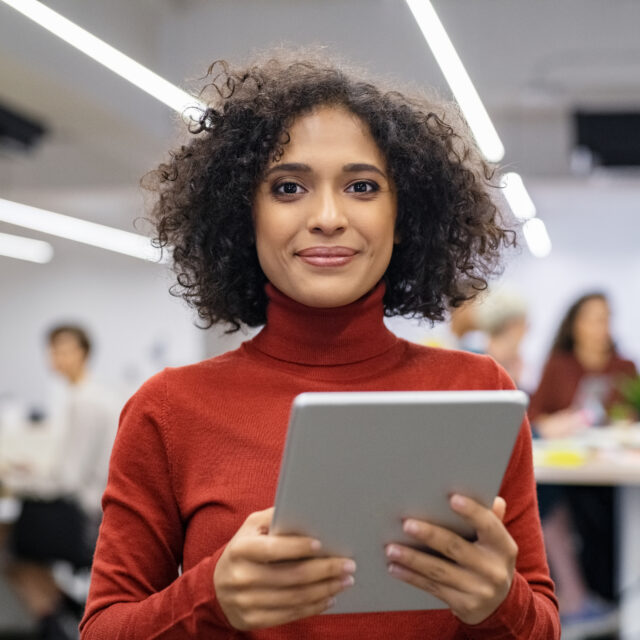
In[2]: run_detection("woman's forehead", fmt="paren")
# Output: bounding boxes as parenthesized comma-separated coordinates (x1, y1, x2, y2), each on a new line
(272, 106, 387, 168)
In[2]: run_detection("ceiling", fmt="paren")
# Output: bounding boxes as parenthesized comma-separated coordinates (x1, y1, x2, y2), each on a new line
(1, 0, 640, 240)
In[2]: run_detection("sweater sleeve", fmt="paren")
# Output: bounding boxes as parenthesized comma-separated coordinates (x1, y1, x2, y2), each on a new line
(460, 363, 560, 639)
(79, 372, 234, 639)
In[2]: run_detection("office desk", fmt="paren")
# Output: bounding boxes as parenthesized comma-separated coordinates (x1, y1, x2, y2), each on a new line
(533, 426, 640, 639)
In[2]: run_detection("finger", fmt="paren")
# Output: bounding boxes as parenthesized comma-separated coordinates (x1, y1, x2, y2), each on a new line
(258, 556, 356, 587)
(241, 508, 275, 535)
(387, 562, 450, 604)
(449, 495, 513, 552)
(241, 596, 335, 630)
(492, 497, 506, 522)
(387, 562, 493, 625)
(239, 574, 354, 609)
(231, 533, 323, 563)
(400, 518, 478, 570)
(386, 543, 479, 592)
(233, 556, 356, 588)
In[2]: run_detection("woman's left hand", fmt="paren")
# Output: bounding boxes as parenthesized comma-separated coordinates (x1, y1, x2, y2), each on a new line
(385, 495, 518, 625)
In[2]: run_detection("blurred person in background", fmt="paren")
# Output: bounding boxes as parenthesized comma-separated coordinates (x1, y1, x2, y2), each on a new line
(529, 292, 637, 637)
(475, 289, 528, 387)
(448, 295, 487, 353)
(420, 287, 487, 353)
(3, 325, 119, 640)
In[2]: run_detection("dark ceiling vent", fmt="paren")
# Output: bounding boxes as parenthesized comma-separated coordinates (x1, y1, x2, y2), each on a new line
(574, 111, 640, 167)
(0, 102, 47, 151)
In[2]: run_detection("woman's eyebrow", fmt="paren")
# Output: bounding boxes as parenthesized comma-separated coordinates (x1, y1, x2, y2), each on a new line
(342, 163, 386, 178)
(263, 162, 387, 179)
(263, 162, 311, 177)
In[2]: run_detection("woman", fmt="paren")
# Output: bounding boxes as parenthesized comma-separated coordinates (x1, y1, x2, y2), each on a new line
(80, 55, 559, 639)
(530, 293, 636, 433)
(529, 293, 636, 632)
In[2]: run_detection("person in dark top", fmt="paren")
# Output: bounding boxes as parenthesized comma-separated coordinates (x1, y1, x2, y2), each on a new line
(530, 292, 637, 634)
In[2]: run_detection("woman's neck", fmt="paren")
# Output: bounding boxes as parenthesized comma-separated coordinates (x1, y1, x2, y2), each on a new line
(249, 281, 398, 366)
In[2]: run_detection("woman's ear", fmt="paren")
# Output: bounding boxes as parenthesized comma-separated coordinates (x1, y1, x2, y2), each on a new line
(394, 230, 401, 245)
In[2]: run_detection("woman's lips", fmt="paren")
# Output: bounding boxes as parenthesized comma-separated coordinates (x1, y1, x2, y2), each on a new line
(296, 246, 357, 267)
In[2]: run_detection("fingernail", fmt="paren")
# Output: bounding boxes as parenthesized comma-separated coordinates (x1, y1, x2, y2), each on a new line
(326, 597, 337, 608)
(310, 539, 322, 551)
(342, 559, 357, 573)
(403, 519, 419, 534)
(385, 545, 401, 559)
(451, 494, 466, 509)
(341, 575, 355, 588)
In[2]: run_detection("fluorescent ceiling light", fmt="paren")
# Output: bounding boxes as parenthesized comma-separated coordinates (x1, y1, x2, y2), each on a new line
(0, 231, 53, 263)
(0, 198, 164, 263)
(405, 0, 505, 162)
(523, 217, 552, 258)
(500, 172, 536, 220)
(0, 0, 205, 117)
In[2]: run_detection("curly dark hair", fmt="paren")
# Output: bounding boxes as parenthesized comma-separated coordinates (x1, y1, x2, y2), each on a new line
(143, 53, 515, 330)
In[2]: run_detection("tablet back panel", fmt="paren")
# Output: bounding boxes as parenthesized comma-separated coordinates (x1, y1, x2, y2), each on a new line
(271, 390, 528, 614)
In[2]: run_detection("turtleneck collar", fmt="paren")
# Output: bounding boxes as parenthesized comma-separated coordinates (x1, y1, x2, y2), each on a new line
(248, 282, 399, 366)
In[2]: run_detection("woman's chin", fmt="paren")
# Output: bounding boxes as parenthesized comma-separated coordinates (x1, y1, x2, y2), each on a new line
(287, 285, 370, 309)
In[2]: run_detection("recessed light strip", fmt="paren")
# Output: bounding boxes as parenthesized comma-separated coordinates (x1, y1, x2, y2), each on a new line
(0, 231, 53, 263)
(404, 0, 505, 162)
(0, 198, 164, 263)
(500, 172, 536, 220)
(0, 0, 204, 116)
(523, 217, 552, 258)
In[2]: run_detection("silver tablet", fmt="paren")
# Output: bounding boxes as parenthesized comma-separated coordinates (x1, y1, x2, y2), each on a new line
(271, 390, 528, 614)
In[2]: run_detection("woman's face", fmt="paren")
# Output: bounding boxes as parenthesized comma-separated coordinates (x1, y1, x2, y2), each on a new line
(573, 297, 611, 352)
(253, 106, 398, 308)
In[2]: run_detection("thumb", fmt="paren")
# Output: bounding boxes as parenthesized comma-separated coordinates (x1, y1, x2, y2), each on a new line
(492, 496, 507, 522)
(241, 507, 275, 535)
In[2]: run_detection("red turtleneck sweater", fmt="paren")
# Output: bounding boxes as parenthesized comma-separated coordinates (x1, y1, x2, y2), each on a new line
(80, 284, 559, 639)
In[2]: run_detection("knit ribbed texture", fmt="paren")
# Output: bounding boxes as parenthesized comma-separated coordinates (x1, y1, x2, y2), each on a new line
(81, 284, 559, 639)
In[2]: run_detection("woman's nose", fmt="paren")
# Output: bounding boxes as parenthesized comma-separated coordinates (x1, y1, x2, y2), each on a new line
(307, 190, 348, 234)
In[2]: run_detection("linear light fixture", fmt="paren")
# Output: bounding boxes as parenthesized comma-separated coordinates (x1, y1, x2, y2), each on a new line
(405, 0, 505, 162)
(405, 1, 550, 256)
(500, 172, 536, 220)
(0, 198, 164, 263)
(499, 172, 551, 257)
(0, 0, 205, 117)
(0, 230, 53, 263)
(522, 217, 552, 258)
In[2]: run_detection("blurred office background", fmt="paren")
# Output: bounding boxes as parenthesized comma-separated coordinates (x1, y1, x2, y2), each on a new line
(1, 0, 639, 406)
(1, 1, 639, 638)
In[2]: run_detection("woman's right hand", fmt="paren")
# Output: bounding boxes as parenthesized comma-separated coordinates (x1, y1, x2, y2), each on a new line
(214, 507, 356, 631)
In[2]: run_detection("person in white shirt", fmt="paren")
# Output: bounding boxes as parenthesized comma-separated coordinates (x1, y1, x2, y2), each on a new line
(4, 325, 119, 637)
(45, 326, 120, 523)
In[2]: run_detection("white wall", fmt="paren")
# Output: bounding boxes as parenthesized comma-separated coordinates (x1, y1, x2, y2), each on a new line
(0, 243, 205, 413)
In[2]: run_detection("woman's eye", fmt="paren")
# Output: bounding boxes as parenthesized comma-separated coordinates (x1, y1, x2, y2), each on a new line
(347, 181, 378, 194)
(275, 182, 303, 195)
